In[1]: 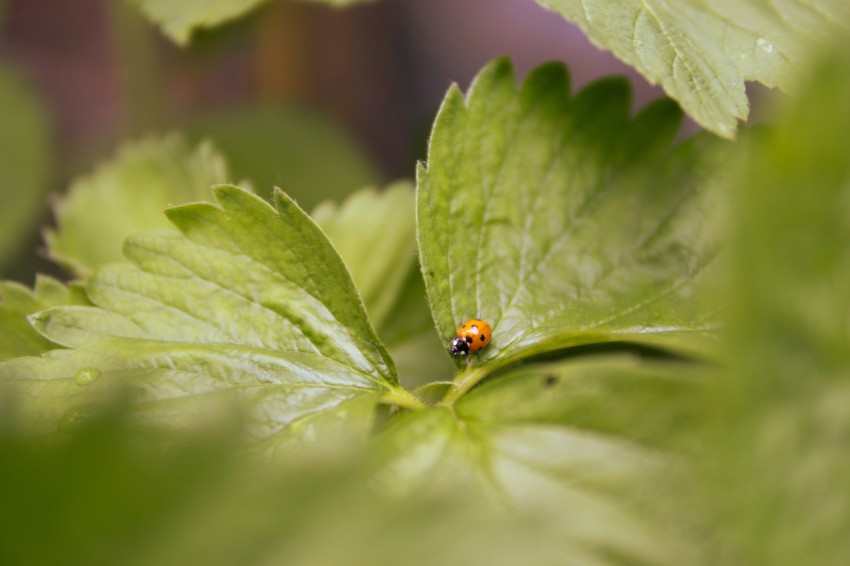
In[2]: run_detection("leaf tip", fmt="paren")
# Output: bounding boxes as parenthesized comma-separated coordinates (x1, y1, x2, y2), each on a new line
(272, 186, 294, 211)
(415, 160, 428, 182)
(479, 56, 515, 82)
(467, 57, 516, 101)
(522, 60, 571, 99)
(163, 201, 213, 228)
(211, 183, 251, 203)
(571, 75, 633, 127)
(628, 96, 685, 151)
(26, 310, 47, 332)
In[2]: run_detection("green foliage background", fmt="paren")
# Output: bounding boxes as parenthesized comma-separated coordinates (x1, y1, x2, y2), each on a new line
(0, 1, 849, 564)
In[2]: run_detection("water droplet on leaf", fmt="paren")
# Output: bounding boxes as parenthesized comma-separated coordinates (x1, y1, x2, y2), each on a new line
(58, 405, 93, 431)
(74, 367, 101, 386)
(756, 38, 777, 54)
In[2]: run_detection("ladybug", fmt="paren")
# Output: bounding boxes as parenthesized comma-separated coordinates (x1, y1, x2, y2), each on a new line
(449, 319, 492, 357)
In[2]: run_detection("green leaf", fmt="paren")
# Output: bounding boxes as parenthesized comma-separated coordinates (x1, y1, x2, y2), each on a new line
(128, 0, 376, 45)
(0, 411, 567, 565)
(375, 355, 703, 562)
(0, 64, 51, 268)
(126, 0, 269, 44)
(313, 182, 454, 389)
(377, 264, 455, 390)
(46, 135, 229, 277)
(313, 182, 416, 332)
(418, 60, 725, 395)
(2, 186, 412, 446)
(698, 45, 850, 565)
(185, 105, 380, 211)
(535, 0, 850, 138)
(0, 276, 89, 361)
(457, 357, 707, 454)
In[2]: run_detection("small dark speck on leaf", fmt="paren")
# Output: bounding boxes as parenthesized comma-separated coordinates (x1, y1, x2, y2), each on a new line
(485, 216, 514, 228)
(543, 375, 559, 388)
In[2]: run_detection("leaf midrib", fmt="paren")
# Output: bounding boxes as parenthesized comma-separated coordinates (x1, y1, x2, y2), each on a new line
(11, 340, 390, 390)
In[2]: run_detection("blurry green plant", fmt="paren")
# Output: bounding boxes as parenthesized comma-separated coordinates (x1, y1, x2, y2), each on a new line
(183, 104, 381, 211)
(126, 0, 377, 45)
(0, 4, 849, 565)
(123, 0, 848, 138)
(0, 65, 51, 270)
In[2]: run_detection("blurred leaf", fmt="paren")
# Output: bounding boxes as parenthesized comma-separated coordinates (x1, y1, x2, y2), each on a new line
(143, 456, 566, 566)
(457, 356, 706, 454)
(535, 0, 850, 138)
(185, 105, 380, 210)
(0, 410, 567, 566)
(378, 265, 455, 390)
(313, 182, 452, 389)
(128, 0, 377, 45)
(698, 45, 850, 565)
(0, 64, 51, 269)
(376, 355, 704, 563)
(0, 409, 241, 565)
(126, 0, 269, 44)
(419, 59, 725, 395)
(2, 187, 412, 447)
(46, 135, 229, 277)
(313, 182, 416, 332)
(0, 276, 89, 361)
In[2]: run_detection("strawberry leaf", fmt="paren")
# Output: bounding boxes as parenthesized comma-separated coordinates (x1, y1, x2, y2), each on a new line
(2, 186, 412, 447)
(418, 59, 725, 398)
(46, 136, 229, 277)
(535, 0, 850, 137)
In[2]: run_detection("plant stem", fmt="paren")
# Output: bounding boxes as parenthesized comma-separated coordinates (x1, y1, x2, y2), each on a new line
(439, 366, 490, 406)
(379, 387, 426, 411)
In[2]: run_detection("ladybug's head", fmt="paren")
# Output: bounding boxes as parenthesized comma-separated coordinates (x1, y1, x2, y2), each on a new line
(449, 336, 470, 357)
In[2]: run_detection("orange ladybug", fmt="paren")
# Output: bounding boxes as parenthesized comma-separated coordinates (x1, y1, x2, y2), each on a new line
(449, 319, 492, 357)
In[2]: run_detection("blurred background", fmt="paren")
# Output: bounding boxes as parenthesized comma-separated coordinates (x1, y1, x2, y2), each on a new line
(0, 0, 673, 284)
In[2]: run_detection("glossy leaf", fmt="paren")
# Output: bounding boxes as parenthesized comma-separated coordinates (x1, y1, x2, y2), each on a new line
(313, 182, 416, 331)
(535, 0, 850, 138)
(0, 276, 89, 361)
(314, 183, 453, 389)
(46, 135, 229, 277)
(418, 59, 724, 389)
(0, 65, 51, 268)
(2, 186, 410, 446)
(375, 355, 704, 563)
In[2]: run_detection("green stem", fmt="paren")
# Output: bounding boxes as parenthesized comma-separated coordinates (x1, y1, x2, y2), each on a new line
(439, 366, 490, 406)
(379, 386, 426, 411)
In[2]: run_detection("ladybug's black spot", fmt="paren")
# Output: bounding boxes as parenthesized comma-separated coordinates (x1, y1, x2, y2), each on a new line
(480, 335, 486, 342)
(543, 375, 559, 387)
(465, 336, 473, 344)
